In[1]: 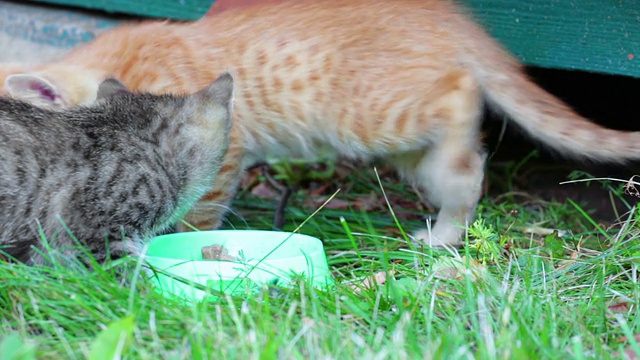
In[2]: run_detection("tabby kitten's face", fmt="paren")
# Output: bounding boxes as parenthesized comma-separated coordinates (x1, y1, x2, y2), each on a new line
(0, 73, 234, 266)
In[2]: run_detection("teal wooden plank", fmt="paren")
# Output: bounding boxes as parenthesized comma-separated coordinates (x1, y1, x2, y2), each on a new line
(27, 0, 216, 21)
(462, 0, 640, 78)
(1, 1, 121, 48)
(14, 0, 640, 78)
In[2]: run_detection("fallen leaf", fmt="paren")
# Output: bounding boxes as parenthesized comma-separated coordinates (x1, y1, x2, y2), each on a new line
(301, 317, 316, 327)
(353, 193, 382, 211)
(624, 175, 640, 198)
(250, 182, 280, 199)
(608, 301, 632, 313)
(614, 347, 640, 360)
(304, 196, 352, 210)
(616, 334, 640, 343)
(239, 166, 262, 190)
(384, 195, 419, 209)
(334, 161, 356, 178)
(605, 301, 634, 319)
(519, 225, 569, 238)
(349, 271, 394, 293)
(307, 182, 332, 196)
(431, 256, 487, 282)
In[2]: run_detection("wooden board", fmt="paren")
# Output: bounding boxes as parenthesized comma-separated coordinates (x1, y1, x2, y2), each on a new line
(463, 0, 640, 78)
(27, 0, 215, 21)
(13, 0, 640, 79)
(0, 1, 122, 63)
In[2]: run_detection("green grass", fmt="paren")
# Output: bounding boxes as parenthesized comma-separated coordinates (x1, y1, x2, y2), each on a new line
(1, 163, 640, 359)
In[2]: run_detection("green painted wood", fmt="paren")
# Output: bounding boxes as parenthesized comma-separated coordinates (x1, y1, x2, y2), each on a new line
(28, 0, 216, 21)
(24, 0, 640, 78)
(462, 0, 640, 78)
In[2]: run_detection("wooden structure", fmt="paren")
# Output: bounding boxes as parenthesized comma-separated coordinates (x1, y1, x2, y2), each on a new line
(4, 0, 640, 78)
(29, 0, 215, 21)
(465, 0, 639, 78)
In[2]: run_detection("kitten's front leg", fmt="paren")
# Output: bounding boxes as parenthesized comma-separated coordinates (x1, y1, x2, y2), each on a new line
(394, 70, 486, 248)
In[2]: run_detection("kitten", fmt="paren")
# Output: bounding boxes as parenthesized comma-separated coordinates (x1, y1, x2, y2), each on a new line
(0, 73, 234, 266)
(2, 0, 639, 247)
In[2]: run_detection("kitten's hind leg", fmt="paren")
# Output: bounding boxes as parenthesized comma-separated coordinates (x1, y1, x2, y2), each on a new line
(407, 145, 486, 247)
(395, 70, 486, 247)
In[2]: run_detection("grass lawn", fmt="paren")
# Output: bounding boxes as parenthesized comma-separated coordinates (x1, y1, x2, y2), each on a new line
(1, 159, 639, 359)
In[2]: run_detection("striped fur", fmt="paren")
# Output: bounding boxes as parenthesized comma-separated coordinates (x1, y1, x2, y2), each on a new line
(0, 74, 233, 265)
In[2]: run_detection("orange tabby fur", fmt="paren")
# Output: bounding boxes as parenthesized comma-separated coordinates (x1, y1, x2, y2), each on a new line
(2, 0, 640, 247)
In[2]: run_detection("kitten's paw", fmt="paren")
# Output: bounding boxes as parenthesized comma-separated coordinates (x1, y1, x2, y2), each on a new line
(411, 229, 463, 248)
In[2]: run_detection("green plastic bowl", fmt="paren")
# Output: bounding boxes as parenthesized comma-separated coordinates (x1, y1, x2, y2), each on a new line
(142, 230, 332, 302)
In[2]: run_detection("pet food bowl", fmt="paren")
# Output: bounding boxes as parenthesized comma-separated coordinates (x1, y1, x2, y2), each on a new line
(142, 230, 333, 302)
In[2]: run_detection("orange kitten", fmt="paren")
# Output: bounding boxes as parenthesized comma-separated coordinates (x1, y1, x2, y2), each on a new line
(2, 0, 639, 247)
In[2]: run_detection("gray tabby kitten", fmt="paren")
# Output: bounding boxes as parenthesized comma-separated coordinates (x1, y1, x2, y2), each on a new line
(0, 73, 234, 266)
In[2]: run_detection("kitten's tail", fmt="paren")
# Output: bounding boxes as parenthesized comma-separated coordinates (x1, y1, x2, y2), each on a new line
(461, 20, 640, 163)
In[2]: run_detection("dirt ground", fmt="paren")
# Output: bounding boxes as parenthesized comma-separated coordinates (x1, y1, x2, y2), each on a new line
(482, 67, 640, 222)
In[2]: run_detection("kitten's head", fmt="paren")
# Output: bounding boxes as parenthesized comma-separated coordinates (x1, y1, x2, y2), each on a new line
(171, 71, 235, 182)
(95, 73, 235, 212)
(1, 65, 101, 108)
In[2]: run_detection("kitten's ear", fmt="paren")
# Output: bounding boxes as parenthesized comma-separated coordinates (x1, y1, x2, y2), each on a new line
(199, 72, 235, 111)
(4, 74, 64, 105)
(97, 77, 130, 100)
